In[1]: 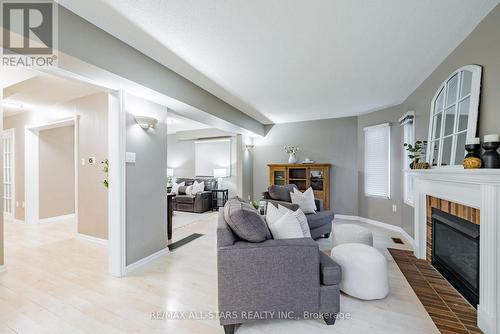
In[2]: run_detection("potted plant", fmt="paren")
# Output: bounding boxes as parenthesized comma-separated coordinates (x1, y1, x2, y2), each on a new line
(404, 141, 428, 169)
(284, 145, 300, 163)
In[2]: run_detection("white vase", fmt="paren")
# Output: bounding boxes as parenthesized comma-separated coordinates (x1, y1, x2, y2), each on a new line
(288, 153, 297, 164)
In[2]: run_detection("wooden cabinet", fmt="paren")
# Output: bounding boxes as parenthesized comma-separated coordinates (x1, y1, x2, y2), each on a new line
(268, 164, 331, 210)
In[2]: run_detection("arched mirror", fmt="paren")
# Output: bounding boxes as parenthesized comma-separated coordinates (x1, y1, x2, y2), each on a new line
(426, 65, 482, 167)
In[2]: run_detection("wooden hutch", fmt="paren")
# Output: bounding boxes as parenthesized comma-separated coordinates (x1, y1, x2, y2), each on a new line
(268, 163, 331, 210)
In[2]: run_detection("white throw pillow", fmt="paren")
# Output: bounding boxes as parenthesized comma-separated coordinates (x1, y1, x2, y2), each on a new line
(192, 180, 205, 194)
(278, 205, 311, 238)
(185, 185, 194, 195)
(266, 210, 304, 239)
(266, 202, 282, 224)
(290, 187, 317, 214)
(171, 181, 185, 195)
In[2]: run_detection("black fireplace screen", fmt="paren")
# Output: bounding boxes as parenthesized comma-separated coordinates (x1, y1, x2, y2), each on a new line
(432, 208, 480, 307)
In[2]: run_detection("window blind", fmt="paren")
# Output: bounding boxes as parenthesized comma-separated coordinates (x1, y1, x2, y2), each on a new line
(364, 123, 391, 198)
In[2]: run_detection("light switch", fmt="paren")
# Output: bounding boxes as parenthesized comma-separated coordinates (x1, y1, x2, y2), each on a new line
(81, 158, 86, 166)
(126, 152, 136, 163)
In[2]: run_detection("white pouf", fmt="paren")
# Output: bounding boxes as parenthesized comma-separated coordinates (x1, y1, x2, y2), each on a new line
(330, 243, 389, 300)
(332, 224, 373, 247)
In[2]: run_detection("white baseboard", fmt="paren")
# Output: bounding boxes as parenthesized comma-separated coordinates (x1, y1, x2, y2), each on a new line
(39, 214, 76, 224)
(125, 247, 169, 275)
(77, 233, 108, 246)
(0, 265, 6, 273)
(335, 214, 415, 250)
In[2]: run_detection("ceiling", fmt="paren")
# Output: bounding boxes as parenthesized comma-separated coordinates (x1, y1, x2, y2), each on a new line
(167, 112, 211, 134)
(60, 0, 499, 124)
(2, 70, 103, 117)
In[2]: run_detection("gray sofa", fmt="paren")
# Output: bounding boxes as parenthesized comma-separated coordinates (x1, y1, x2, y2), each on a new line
(262, 184, 334, 239)
(217, 203, 341, 334)
(171, 178, 217, 213)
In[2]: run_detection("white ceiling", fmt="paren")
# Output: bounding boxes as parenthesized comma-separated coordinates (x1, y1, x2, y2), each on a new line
(60, 0, 499, 124)
(2, 70, 103, 117)
(167, 112, 211, 134)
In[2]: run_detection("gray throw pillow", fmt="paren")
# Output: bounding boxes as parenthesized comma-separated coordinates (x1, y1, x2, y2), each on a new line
(177, 186, 187, 195)
(268, 184, 298, 202)
(224, 199, 271, 242)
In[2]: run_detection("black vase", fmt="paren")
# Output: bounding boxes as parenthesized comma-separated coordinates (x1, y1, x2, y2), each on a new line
(482, 142, 500, 169)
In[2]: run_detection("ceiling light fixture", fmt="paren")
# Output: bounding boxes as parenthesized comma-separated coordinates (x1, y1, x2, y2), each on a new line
(135, 115, 158, 129)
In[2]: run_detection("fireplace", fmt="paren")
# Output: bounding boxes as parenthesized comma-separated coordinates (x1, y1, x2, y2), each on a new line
(431, 208, 480, 307)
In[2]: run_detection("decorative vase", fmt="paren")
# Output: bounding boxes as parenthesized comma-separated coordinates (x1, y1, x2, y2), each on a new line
(482, 141, 500, 168)
(463, 144, 482, 169)
(410, 158, 420, 169)
(288, 153, 297, 164)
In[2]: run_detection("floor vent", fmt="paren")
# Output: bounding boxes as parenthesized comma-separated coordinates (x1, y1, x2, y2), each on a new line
(391, 237, 404, 244)
(168, 233, 203, 251)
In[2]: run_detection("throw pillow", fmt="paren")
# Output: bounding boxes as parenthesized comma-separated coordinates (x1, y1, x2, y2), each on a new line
(278, 204, 312, 238)
(224, 199, 271, 242)
(185, 185, 194, 196)
(290, 187, 317, 214)
(192, 180, 205, 194)
(268, 184, 298, 202)
(171, 181, 185, 195)
(266, 210, 304, 239)
(265, 202, 281, 224)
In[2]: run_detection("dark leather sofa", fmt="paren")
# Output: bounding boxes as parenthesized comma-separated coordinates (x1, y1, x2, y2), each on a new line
(171, 178, 218, 213)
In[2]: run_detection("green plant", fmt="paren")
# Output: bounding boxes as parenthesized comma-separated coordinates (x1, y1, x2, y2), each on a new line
(251, 201, 260, 210)
(404, 141, 428, 163)
(101, 159, 109, 188)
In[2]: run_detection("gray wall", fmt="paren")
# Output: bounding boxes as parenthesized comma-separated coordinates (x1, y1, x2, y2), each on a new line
(253, 117, 358, 215)
(39, 126, 75, 219)
(359, 4, 500, 237)
(125, 93, 168, 266)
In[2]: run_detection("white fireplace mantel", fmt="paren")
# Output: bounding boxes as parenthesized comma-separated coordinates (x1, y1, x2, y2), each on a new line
(409, 168, 500, 334)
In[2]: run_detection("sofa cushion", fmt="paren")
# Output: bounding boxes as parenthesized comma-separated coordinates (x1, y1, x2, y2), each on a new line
(175, 195, 196, 204)
(268, 184, 298, 202)
(224, 199, 271, 242)
(177, 185, 188, 195)
(306, 210, 335, 230)
(200, 178, 218, 191)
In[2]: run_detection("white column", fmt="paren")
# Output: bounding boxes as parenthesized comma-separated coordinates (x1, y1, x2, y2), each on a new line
(478, 184, 498, 334)
(413, 178, 427, 259)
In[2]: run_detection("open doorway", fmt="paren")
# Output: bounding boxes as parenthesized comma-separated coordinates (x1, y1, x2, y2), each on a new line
(2, 68, 110, 269)
(166, 111, 248, 244)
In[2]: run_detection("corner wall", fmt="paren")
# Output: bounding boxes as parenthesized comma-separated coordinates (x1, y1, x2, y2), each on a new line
(125, 93, 168, 266)
(252, 117, 358, 215)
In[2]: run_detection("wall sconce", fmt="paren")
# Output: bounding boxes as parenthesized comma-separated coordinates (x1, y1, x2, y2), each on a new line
(135, 116, 158, 129)
(213, 168, 228, 190)
(245, 144, 255, 150)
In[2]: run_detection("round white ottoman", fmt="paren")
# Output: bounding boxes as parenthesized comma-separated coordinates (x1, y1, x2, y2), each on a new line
(330, 243, 389, 300)
(332, 224, 373, 247)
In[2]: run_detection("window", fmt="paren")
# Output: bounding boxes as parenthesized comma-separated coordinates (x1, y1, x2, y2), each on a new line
(400, 111, 415, 205)
(364, 123, 391, 198)
(427, 65, 481, 167)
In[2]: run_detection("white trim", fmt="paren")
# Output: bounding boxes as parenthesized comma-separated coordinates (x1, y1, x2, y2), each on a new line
(125, 247, 169, 275)
(0, 265, 6, 273)
(398, 110, 415, 124)
(39, 214, 76, 224)
(24, 117, 79, 225)
(77, 233, 108, 246)
(3, 128, 15, 221)
(335, 214, 416, 250)
(108, 91, 127, 277)
(363, 122, 390, 131)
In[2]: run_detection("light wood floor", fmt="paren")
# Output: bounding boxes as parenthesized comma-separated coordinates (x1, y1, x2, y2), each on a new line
(0, 216, 439, 334)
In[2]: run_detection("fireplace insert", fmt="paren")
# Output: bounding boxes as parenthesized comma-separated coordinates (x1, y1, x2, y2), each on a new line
(432, 208, 479, 307)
